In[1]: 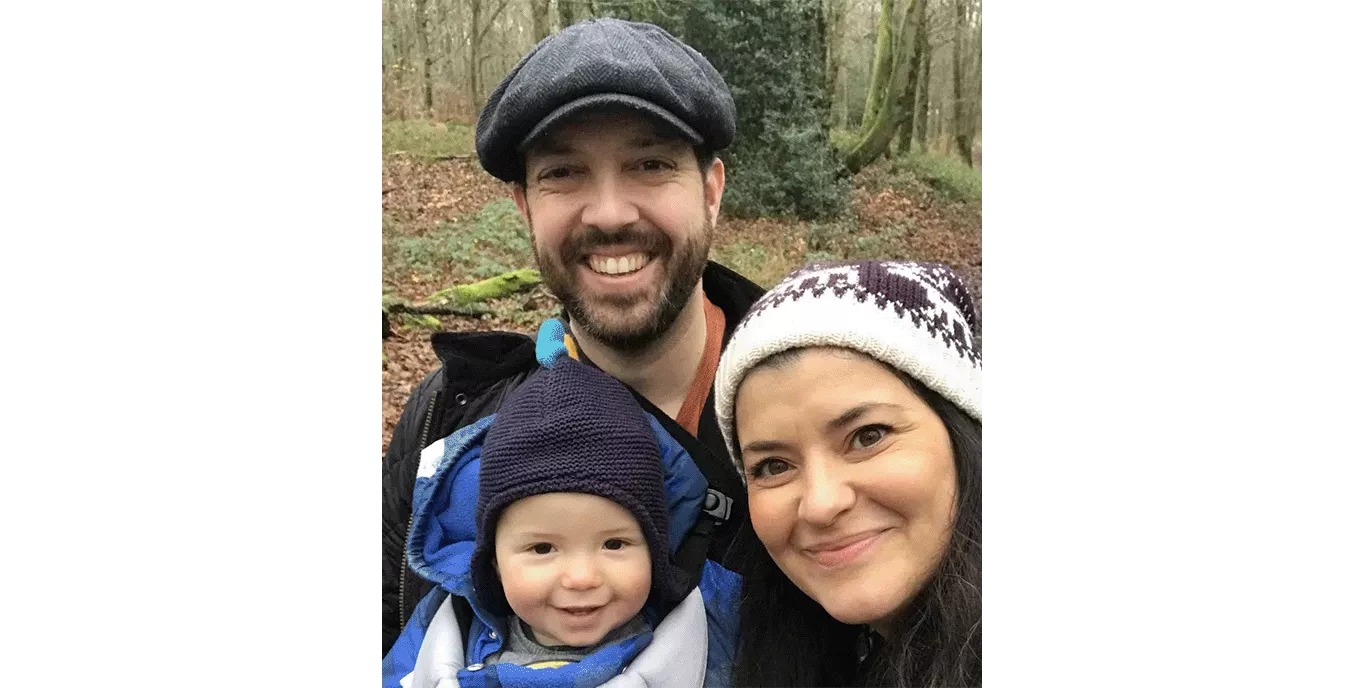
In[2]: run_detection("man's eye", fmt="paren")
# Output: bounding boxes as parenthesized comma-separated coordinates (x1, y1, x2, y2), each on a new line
(530, 543, 554, 555)
(850, 425, 891, 450)
(602, 539, 626, 551)
(540, 167, 573, 180)
(638, 159, 672, 172)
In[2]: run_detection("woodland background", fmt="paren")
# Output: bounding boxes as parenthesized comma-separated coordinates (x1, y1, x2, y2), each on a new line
(382, 0, 982, 450)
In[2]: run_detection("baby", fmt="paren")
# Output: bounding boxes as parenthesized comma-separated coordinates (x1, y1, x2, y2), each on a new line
(469, 350, 687, 671)
(382, 320, 718, 688)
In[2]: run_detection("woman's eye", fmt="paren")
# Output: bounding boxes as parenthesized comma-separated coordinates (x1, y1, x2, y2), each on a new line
(530, 543, 554, 555)
(749, 458, 791, 479)
(850, 425, 891, 450)
(602, 539, 626, 551)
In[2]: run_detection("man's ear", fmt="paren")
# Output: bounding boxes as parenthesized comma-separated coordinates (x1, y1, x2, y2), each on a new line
(703, 157, 725, 229)
(510, 182, 531, 226)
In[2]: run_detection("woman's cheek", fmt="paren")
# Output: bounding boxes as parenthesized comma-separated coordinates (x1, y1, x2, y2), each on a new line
(746, 488, 795, 554)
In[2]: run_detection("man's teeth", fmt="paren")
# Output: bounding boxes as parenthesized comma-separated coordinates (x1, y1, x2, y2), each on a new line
(588, 253, 649, 275)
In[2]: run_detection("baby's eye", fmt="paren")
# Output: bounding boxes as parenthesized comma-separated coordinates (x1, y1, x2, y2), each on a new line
(530, 543, 554, 555)
(602, 539, 626, 551)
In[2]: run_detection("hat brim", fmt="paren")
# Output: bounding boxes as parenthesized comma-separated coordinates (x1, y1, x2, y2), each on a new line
(517, 93, 705, 154)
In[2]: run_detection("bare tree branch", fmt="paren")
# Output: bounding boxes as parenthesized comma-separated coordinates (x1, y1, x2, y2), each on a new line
(475, 0, 512, 44)
(387, 303, 491, 318)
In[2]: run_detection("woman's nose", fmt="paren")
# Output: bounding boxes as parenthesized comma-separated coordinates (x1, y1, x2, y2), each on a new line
(798, 460, 856, 527)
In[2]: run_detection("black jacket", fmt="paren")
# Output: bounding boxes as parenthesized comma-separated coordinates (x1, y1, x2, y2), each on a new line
(381, 261, 765, 654)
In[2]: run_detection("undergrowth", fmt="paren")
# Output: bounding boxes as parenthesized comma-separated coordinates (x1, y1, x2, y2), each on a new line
(383, 119, 475, 159)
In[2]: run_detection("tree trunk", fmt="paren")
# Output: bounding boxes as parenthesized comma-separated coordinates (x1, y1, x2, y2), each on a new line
(859, 0, 895, 131)
(823, 0, 841, 125)
(913, 24, 932, 153)
(469, 0, 510, 115)
(469, 0, 482, 113)
(822, 0, 835, 98)
(837, 0, 854, 128)
(844, 0, 926, 173)
(559, 0, 591, 26)
(973, 15, 982, 161)
(414, 0, 433, 116)
(892, 1, 928, 156)
(952, 0, 973, 166)
(530, 0, 551, 43)
(392, 0, 406, 119)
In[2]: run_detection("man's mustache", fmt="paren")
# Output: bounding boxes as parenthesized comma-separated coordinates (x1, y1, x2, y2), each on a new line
(560, 226, 670, 263)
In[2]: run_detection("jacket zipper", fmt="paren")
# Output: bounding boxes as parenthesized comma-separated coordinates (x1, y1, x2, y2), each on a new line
(398, 389, 439, 630)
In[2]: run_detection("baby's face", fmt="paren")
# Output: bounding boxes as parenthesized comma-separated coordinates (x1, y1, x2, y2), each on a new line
(494, 492, 652, 647)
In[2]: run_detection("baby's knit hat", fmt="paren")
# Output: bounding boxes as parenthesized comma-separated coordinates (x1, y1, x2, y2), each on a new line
(471, 322, 686, 617)
(714, 260, 982, 469)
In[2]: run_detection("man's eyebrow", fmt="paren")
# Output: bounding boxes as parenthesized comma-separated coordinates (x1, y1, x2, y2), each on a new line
(628, 135, 685, 150)
(530, 139, 576, 157)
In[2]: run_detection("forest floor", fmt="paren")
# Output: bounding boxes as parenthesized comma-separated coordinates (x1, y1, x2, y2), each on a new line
(381, 121, 982, 453)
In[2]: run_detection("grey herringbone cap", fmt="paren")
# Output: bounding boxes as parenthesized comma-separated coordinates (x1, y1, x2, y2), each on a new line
(475, 18, 736, 182)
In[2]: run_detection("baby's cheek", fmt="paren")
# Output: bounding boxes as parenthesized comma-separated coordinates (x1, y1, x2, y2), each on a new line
(615, 557, 652, 605)
(500, 563, 552, 604)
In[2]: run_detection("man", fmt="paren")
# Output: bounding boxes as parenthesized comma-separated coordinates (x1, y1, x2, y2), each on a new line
(382, 18, 765, 654)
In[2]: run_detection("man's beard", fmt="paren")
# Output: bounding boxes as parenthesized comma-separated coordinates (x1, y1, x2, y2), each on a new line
(534, 218, 711, 353)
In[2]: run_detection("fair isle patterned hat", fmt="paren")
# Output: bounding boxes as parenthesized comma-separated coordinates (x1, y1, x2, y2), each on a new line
(714, 260, 982, 468)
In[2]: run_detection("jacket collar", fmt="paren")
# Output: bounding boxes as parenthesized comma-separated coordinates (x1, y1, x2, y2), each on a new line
(699, 259, 766, 343)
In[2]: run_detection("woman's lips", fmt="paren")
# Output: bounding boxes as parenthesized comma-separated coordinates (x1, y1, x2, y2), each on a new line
(804, 529, 887, 567)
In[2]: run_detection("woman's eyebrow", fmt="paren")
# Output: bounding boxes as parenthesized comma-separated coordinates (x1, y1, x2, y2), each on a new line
(825, 402, 905, 432)
(741, 438, 793, 455)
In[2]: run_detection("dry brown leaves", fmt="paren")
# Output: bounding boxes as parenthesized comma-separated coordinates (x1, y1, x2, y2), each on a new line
(383, 156, 511, 233)
(854, 164, 983, 313)
(718, 216, 812, 255)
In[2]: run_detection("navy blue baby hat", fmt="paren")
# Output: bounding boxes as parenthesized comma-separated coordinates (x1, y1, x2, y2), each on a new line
(470, 320, 687, 618)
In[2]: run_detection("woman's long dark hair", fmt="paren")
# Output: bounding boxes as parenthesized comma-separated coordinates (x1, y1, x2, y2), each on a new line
(731, 351, 982, 687)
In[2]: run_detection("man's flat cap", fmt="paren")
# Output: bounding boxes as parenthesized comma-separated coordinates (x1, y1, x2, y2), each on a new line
(475, 18, 736, 182)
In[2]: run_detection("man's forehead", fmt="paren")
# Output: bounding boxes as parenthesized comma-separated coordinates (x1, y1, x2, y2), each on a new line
(527, 111, 689, 157)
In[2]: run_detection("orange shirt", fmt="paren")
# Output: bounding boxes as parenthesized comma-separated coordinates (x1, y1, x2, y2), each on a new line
(675, 294, 725, 435)
(562, 293, 725, 435)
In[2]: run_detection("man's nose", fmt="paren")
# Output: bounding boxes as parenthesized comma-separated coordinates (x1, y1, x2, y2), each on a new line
(579, 173, 640, 231)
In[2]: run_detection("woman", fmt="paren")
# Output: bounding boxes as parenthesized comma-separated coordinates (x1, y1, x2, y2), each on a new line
(714, 260, 982, 686)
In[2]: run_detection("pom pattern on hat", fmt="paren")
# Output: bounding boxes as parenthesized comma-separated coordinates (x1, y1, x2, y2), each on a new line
(714, 260, 982, 472)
